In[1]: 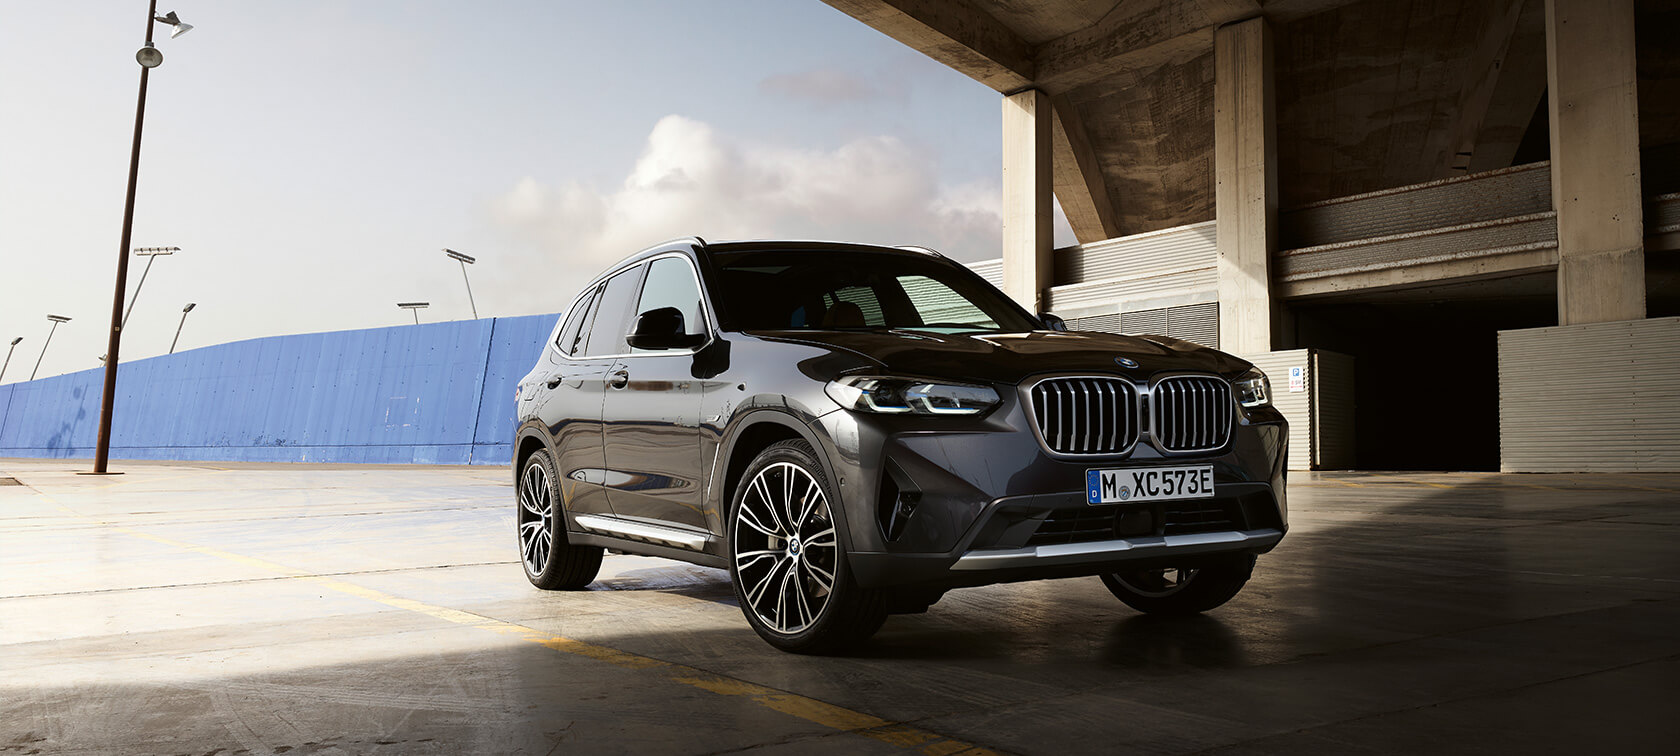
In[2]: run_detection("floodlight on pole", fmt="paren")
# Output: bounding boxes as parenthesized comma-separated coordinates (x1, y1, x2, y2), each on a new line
(444, 249, 479, 320)
(169, 302, 196, 354)
(122, 246, 180, 329)
(398, 302, 430, 325)
(93, 1, 194, 475)
(1, 337, 21, 384)
(32, 315, 71, 381)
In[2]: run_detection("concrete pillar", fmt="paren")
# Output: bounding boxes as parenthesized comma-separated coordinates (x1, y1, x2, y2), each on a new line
(1002, 88, 1053, 313)
(1546, 0, 1645, 324)
(1214, 17, 1279, 355)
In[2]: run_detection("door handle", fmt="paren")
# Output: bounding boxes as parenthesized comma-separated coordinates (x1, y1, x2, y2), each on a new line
(608, 369, 629, 389)
(545, 375, 563, 389)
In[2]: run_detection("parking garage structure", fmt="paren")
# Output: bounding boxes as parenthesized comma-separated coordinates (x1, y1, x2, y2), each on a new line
(824, 0, 1680, 473)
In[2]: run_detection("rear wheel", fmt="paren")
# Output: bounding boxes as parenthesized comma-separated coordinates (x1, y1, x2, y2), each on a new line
(1099, 554, 1255, 615)
(729, 440, 885, 654)
(518, 449, 603, 590)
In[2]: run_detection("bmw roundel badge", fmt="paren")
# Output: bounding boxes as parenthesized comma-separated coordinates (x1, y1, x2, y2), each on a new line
(1115, 357, 1139, 369)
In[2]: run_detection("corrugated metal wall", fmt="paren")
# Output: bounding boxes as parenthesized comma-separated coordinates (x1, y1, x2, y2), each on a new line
(1067, 302, 1220, 349)
(0, 313, 559, 466)
(1498, 317, 1680, 472)
(1237, 349, 1355, 471)
(965, 221, 1218, 322)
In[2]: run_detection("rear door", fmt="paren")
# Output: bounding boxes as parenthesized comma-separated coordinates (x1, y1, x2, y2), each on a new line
(537, 267, 640, 521)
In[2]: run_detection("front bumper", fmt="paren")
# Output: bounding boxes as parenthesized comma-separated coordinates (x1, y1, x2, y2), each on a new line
(812, 385, 1289, 590)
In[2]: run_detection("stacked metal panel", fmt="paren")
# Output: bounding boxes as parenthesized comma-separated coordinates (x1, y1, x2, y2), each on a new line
(1498, 317, 1680, 472)
(1238, 349, 1356, 471)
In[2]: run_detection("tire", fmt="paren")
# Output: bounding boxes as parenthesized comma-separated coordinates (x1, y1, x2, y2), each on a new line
(518, 449, 603, 590)
(1099, 554, 1255, 615)
(728, 439, 886, 654)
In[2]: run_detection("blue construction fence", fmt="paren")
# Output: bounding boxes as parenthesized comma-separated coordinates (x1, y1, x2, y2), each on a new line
(0, 313, 560, 466)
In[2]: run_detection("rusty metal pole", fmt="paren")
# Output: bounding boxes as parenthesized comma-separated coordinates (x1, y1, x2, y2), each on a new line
(93, 0, 159, 474)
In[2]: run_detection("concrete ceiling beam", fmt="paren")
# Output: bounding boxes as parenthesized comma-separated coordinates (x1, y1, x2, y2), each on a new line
(1031, 0, 1258, 92)
(1438, 0, 1531, 176)
(820, 0, 1035, 92)
(1049, 94, 1122, 243)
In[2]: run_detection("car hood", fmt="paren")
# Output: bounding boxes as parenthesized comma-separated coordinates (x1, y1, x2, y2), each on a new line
(746, 329, 1252, 385)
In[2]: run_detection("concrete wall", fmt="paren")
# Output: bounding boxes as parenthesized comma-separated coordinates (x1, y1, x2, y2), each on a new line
(0, 313, 559, 466)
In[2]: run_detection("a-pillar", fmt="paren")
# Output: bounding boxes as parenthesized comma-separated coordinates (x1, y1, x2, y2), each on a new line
(1002, 88, 1053, 313)
(1547, 0, 1645, 324)
(1214, 17, 1279, 355)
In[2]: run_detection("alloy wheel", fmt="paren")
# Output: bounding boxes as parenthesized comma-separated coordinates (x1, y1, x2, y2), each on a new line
(733, 461, 838, 635)
(518, 461, 554, 577)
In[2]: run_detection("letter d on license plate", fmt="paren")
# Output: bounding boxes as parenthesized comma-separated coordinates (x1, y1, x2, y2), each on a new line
(1086, 465, 1215, 504)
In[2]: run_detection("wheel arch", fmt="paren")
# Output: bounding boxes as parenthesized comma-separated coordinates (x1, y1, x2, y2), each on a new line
(715, 410, 856, 552)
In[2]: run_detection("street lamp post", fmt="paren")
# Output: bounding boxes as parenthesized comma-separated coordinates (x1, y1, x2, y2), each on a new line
(1, 337, 21, 383)
(31, 316, 71, 381)
(398, 302, 430, 325)
(444, 249, 478, 319)
(123, 246, 179, 327)
(101, 246, 181, 363)
(169, 302, 196, 354)
(93, 3, 191, 474)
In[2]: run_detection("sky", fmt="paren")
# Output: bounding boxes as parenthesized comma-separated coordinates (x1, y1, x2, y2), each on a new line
(1, 0, 1074, 382)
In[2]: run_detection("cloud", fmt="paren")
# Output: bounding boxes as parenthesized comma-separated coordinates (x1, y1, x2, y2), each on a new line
(758, 68, 894, 104)
(486, 115, 1002, 310)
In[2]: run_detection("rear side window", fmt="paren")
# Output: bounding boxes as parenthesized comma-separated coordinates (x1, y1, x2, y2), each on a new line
(554, 285, 600, 356)
(582, 265, 645, 357)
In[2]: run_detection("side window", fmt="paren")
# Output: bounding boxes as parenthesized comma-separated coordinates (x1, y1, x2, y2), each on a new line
(554, 285, 600, 356)
(630, 257, 707, 353)
(581, 265, 644, 357)
(896, 275, 998, 328)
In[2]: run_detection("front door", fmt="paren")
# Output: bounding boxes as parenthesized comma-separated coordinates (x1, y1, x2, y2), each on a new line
(600, 255, 711, 532)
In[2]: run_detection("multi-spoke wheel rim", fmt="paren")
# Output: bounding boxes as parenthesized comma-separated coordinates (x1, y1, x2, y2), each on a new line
(518, 461, 554, 578)
(733, 461, 838, 636)
(1115, 567, 1199, 598)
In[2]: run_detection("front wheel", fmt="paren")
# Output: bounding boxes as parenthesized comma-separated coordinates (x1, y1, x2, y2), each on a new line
(729, 440, 885, 654)
(518, 449, 603, 590)
(1099, 554, 1255, 615)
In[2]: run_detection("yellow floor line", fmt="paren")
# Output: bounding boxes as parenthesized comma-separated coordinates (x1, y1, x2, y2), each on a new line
(40, 497, 995, 756)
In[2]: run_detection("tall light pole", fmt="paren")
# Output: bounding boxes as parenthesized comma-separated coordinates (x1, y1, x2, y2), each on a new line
(444, 249, 478, 319)
(32, 316, 71, 381)
(123, 246, 179, 327)
(1, 337, 21, 383)
(169, 302, 196, 354)
(100, 246, 181, 363)
(93, 3, 192, 475)
(398, 302, 430, 324)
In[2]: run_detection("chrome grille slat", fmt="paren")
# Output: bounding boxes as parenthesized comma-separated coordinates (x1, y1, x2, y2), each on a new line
(1029, 377, 1137, 456)
(1151, 376, 1234, 453)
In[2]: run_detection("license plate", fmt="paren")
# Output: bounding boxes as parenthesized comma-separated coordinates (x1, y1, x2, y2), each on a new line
(1086, 465, 1215, 504)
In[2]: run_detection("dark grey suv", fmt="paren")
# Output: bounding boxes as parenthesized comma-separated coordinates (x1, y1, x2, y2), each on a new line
(514, 238, 1287, 653)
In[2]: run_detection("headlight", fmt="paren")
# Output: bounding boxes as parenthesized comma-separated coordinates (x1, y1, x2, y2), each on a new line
(825, 376, 999, 415)
(1234, 368, 1271, 408)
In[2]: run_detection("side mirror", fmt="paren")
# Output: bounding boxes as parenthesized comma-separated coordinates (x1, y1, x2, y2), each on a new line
(1039, 312, 1069, 332)
(627, 307, 706, 350)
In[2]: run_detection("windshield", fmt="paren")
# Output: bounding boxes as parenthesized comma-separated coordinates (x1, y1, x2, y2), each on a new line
(710, 249, 1041, 333)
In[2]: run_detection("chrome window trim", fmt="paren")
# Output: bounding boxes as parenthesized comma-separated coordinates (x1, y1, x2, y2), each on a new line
(1019, 374, 1141, 459)
(556, 250, 721, 362)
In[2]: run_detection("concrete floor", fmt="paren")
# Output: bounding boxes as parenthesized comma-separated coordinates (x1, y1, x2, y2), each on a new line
(1, 460, 1677, 755)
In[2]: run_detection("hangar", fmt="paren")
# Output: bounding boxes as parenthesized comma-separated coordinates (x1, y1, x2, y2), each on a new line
(822, 0, 1680, 473)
